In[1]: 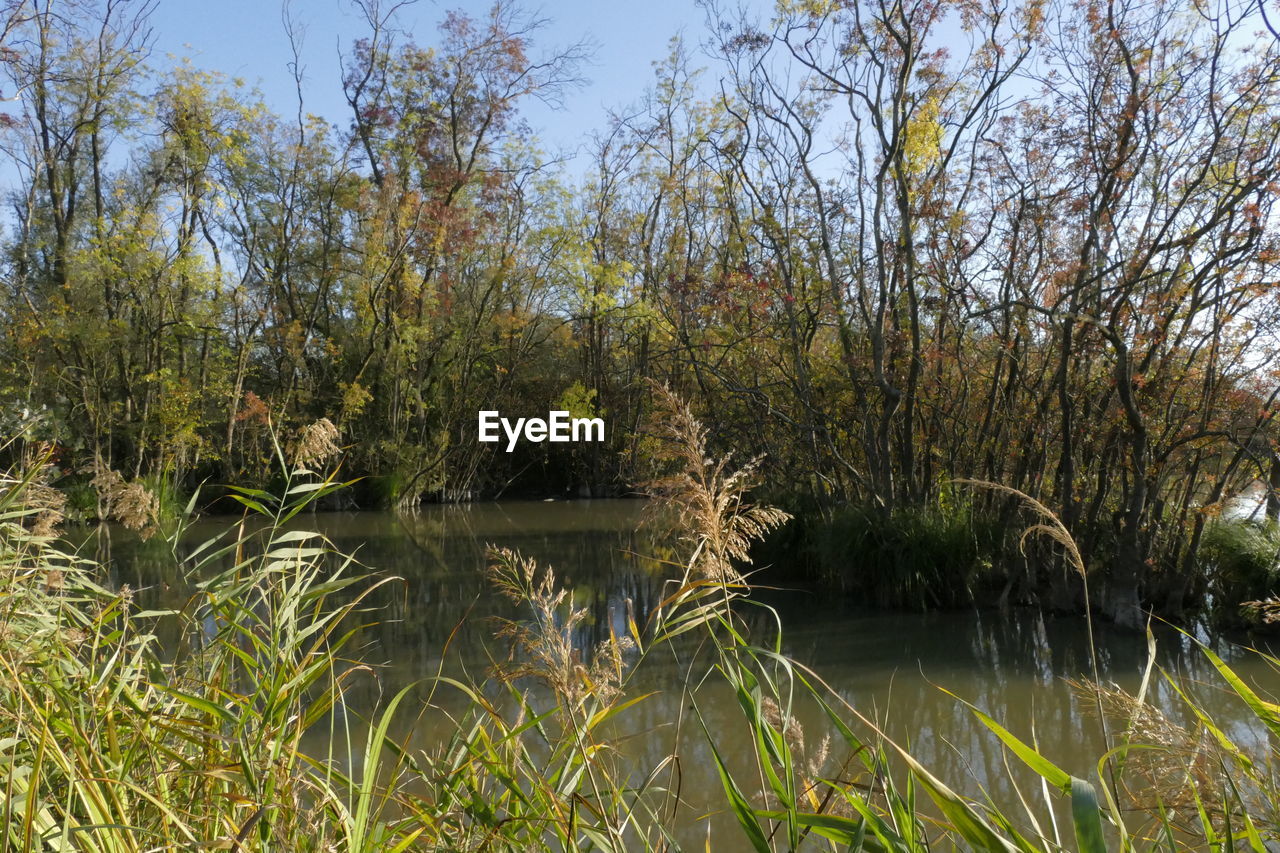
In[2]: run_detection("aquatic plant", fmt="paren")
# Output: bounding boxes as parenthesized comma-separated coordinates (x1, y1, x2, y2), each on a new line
(0, 406, 1278, 851)
(0, 440, 406, 851)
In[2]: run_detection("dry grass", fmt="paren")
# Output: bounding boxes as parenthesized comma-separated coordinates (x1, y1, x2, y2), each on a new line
(1070, 678, 1226, 817)
(89, 465, 160, 537)
(291, 417, 342, 469)
(1240, 597, 1280, 625)
(485, 545, 634, 708)
(644, 383, 790, 583)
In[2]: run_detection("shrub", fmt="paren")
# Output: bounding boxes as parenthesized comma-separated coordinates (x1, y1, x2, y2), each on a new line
(1201, 518, 1280, 622)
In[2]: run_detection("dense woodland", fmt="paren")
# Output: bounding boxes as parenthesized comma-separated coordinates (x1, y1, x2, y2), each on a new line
(3, 0, 1280, 624)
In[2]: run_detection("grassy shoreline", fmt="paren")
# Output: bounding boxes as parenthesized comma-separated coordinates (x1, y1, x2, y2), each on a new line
(2, 409, 1279, 850)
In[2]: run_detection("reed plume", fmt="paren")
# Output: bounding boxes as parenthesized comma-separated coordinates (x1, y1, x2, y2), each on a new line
(644, 383, 790, 583)
(485, 545, 632, 708)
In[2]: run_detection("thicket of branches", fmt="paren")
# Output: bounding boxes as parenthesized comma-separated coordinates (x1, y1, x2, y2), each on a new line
(3, 0, 1280, 622)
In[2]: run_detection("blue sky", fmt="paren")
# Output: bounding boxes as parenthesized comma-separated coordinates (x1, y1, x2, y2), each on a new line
(148, 0, 771, 164)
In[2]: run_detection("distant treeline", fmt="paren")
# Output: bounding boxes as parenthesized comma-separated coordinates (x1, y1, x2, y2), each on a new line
(3, 0, 1280, 624)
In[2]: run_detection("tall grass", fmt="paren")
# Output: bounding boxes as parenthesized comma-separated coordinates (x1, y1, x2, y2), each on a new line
(1, 407, 1278, 851)
(0, 433, 409, 851)
(756, 481, 1005, 610)
(633, 394, 1280, 851)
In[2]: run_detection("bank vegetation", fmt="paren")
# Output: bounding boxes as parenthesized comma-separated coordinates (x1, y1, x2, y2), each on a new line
(1, 400, 1278, 850)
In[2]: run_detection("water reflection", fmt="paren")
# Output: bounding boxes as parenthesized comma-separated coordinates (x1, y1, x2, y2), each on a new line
(93, 500, 1279, 845)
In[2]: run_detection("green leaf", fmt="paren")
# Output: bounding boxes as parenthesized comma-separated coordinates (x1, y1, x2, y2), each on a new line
(943, 688, 1071, 794)
(696, 708, 771, 853)
(1070, 777, 1107, 853)
(160, 688, 236, 725)
(1202, 646, 1280, 739)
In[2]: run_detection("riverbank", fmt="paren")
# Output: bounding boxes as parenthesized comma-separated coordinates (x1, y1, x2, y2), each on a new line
(8, 435, 1277, 849)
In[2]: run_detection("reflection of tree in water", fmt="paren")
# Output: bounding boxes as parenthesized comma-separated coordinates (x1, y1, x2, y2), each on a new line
(96, 503, 672, 708)
(728, 591, 1279, 811)
(390, 508, 449, 568)
(92, 502, 1279, 829)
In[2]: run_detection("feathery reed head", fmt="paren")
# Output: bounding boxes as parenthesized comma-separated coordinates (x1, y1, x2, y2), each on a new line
(642, 383, 790, 582)
(485, 546, 632, 708)
(90, 466, 160, 538)
(291, 417, 342, 470)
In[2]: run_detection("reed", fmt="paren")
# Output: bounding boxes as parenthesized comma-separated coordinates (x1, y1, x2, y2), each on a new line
(631, 393, 1280, 851)
(0, 409, 1277, 851)
(0, 429, 407, 851)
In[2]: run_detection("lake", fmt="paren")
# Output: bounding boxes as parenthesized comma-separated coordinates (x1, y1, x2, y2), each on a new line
(95, 499, 1278, 846)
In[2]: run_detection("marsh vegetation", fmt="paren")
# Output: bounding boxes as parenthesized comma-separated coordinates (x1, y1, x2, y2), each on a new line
(3, 0, 1280, 845)
(2, 398, 1279, 850)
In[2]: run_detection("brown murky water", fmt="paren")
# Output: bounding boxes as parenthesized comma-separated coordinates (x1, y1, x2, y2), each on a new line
(95, 500, 1279, 847)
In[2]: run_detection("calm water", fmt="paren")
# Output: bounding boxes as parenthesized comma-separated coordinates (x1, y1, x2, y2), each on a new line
(95, 500, 1278, 845)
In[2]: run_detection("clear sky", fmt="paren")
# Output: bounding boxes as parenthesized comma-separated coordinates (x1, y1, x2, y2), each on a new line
(147, 0, 770, 165)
